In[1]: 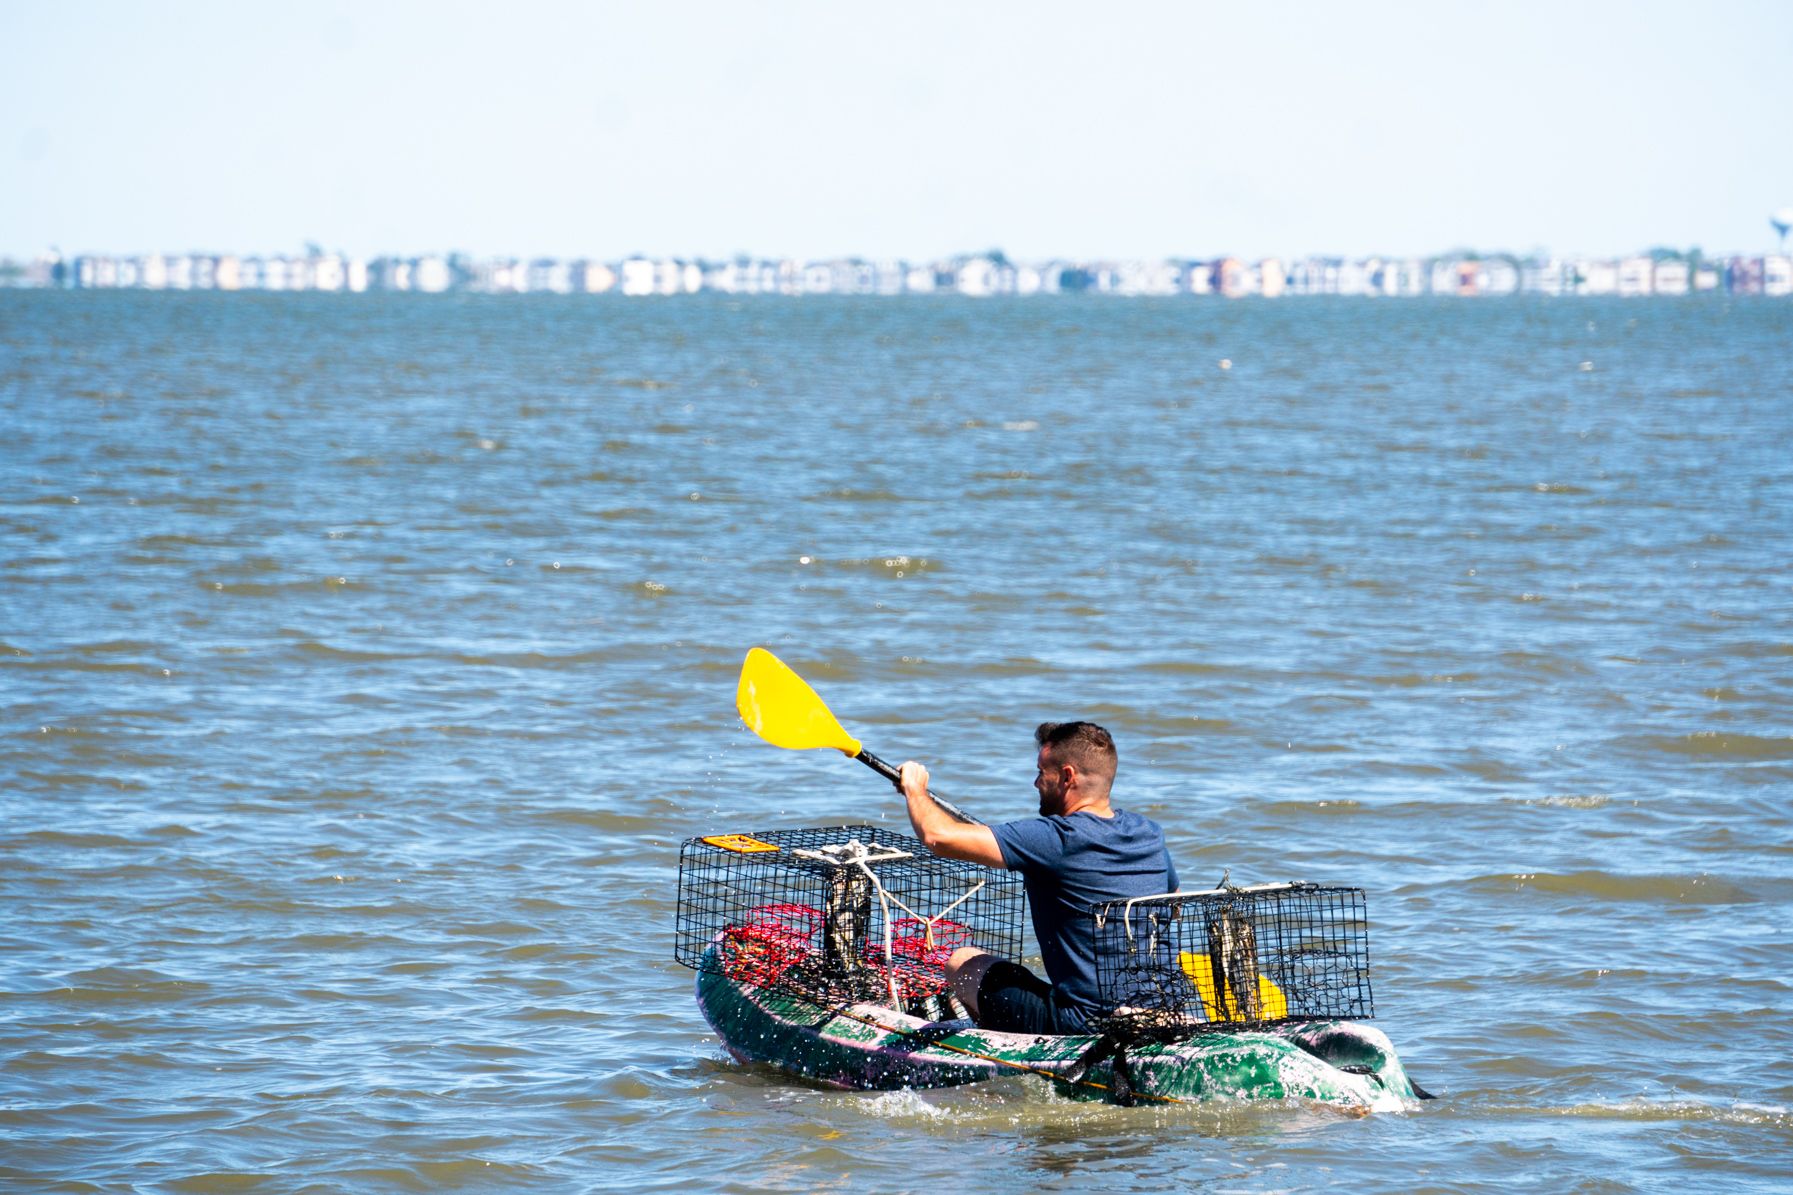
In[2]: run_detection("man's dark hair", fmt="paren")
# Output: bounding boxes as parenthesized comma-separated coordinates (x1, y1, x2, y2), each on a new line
(1035, 721, 1118, 782)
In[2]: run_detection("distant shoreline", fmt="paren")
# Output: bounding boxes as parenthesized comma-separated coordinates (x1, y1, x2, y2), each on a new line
(7, 249, 1791, 298)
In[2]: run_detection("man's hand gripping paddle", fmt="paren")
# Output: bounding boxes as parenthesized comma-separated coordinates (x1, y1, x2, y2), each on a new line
(735, 647, 981, 825)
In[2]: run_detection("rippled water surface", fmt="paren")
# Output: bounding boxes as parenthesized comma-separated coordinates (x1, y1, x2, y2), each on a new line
(3, 292, 1790, 1192)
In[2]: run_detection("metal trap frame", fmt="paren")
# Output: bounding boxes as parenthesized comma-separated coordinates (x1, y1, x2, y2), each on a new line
(675, 825, 1026, 1012)
(1090, 882, 1374, 1040)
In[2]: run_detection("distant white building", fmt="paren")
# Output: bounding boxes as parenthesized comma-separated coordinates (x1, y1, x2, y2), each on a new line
(526, 258, 571, 294)
(576, 260, 616, 293)
(871, 260, 907, 294)
(480, 259, 526, 293)
(954, 258, 997, 296)
(1114, 260, 1181, 296)
(1765, 256, 1792, 297)
(1359, 259, 1393, 296)
(619, 257, 655, 296)
(1522, 259, 1565, 295)
(415, 256, 451, 293)
(1616, 256, 1653, 297)
(1428, 259, 1462, 296)
(1478, 260, 1519, 296)
(374, 258, 411, 291)
(1568, 259, 1618, 295)
(1214, 257, 1257, 298)
(1257, 258, 1286, 297)
(312, 255, 345, 292)
(1653, 260, 1689, 296)
(653, 260, 698, 294)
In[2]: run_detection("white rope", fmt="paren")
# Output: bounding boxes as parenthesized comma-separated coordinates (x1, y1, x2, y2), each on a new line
(795, 837, 988, 1009)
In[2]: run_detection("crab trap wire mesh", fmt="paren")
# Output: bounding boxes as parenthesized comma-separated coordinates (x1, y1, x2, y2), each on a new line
(675, 825, 1026, 1010)
(1090, 883, 1373, 1040)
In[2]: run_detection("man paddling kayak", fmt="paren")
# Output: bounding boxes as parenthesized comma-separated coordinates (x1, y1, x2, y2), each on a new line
(899, 721, 1179, 1034)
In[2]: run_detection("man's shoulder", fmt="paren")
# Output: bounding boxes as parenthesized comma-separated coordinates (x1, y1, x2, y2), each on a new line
(1072, 807, 1165, 840)
(991, 814, 1073, 868)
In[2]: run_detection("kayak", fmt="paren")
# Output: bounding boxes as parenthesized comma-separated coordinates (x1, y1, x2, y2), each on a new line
(678, 824, 1420, 1110)
(695, 941, 1420, 1110)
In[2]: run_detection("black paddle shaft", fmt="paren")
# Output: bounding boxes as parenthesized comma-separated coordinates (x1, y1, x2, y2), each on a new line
(854, 749, 982, 826)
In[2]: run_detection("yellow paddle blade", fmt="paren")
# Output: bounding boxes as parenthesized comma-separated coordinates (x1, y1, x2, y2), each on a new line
(736, 648, 864, 756)
(1179, 951, 1289, 1022)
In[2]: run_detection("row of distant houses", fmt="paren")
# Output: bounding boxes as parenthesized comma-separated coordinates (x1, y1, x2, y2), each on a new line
(7, 250, 1793, 297)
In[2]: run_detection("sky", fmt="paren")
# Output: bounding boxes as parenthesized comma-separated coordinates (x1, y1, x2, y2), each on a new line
(5, 0, 1791, 262)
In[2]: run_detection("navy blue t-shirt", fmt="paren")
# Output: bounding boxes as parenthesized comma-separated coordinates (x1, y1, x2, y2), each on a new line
(991, 809, 1179, 1015)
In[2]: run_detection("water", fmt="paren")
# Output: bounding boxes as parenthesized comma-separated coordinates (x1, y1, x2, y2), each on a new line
(2, 292, 1789, 1192)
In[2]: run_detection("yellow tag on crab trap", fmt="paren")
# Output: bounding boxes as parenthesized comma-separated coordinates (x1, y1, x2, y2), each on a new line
(702, 834, 780, 854)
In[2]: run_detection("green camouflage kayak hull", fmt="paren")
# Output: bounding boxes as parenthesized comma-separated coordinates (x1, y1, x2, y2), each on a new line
(696, 949, 1418, 1110)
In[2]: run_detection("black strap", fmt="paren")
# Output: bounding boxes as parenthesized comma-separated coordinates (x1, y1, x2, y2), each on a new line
(1061, 1033, 1120, 1085)
(1061, 1033, 1138, 1106)
(1109, 1045, 1138, 1107)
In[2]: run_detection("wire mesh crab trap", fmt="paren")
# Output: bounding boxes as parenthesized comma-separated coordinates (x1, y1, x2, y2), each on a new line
(675, 825, 1026, 1013)
(1090, 882, 1374, 1041)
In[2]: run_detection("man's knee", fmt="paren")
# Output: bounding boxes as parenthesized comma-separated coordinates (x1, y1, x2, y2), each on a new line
(944, 948, 1000, 1017)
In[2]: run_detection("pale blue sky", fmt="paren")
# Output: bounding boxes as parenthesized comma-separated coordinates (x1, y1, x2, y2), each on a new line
(5, 0, 1790, 261)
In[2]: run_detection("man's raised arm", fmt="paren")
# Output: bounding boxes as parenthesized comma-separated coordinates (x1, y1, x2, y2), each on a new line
(899, 761, 1006, 868)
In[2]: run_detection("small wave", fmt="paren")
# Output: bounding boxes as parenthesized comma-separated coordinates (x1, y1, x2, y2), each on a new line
(1470, 871, 1756, 904)
(1495, 650, 1592, 677)
(827, 555, 937, 578)
(291, 640, 408, 662)
(69, 638, 164, 656)
(326, 1162, 545, 1189)
(1514, 794, 1612, 808)
(1640, 732, 1793, 761)
(446, 647, 621, 669)
(8, 829, 139, 849)
(1510, 1097, 1788, 1128)
(1368, 672, 1478, 688)
(37, 967, 211, 1004)
(8, 657, 172, 676)
(162, 1172, 287, 1193)
(860, 1087, 957, 1120)
(202, 577, 355, 597)
(1133, 660, 1231, 677)
(1261, 798, 1361, 816)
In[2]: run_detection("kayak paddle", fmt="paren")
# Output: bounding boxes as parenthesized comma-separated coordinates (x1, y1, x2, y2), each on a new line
(735, 647, 981, 825)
